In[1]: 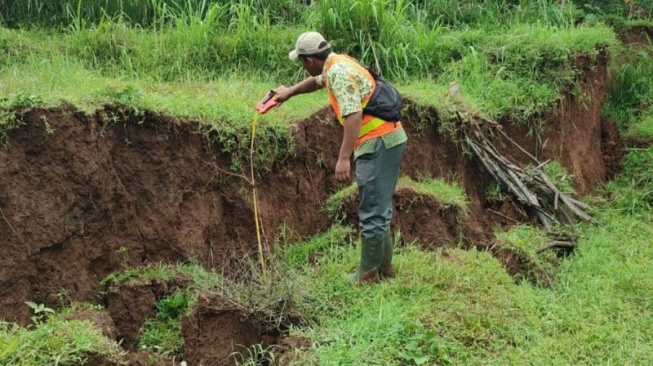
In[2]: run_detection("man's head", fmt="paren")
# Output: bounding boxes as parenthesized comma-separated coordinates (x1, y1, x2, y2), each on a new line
(289, 31, 332, 76)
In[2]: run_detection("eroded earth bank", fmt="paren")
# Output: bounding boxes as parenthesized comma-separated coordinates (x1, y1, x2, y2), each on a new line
(0, 52, 623, 365)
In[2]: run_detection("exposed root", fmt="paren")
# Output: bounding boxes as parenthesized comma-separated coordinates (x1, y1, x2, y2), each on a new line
(535, 232, 579, 256)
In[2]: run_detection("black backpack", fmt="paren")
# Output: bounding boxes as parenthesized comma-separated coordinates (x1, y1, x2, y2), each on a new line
(344, 55, 402, 122)
(362, 67, 402, 122)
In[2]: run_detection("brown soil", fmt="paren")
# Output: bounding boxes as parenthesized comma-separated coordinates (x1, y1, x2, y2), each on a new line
(618, 25, 653, 49)
(182, 297, 260, 366)
(0, 51, 620, 363)
(339, 185, 492, 248)
(105, 280, 158, 349)
(66, 309, 118, 340)
(601, 117, 625, 179)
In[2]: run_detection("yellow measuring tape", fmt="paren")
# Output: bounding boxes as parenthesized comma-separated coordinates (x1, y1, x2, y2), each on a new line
(250, 111, 267, 279)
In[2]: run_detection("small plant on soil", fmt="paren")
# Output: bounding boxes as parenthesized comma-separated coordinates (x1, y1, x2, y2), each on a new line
(231, 343, 278, 366)
(0, 93, 41, 144)
(138, 291, 191, 357)
(24, 301, 55, 324)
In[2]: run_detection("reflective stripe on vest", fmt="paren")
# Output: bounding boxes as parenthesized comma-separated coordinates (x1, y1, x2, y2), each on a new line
(358, 116, 385, 137)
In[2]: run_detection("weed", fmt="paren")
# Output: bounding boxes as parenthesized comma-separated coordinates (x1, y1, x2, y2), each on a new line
(155, 292, 190, 320)
(485, 178, 503, 201)
(394, 320, 450, 365)
(231, 343, 278, 366)
(0, 93, 41, 144)
(542, 160, 575, 195)
(116, 245, 130, 268)
(24, 301, 55, 325)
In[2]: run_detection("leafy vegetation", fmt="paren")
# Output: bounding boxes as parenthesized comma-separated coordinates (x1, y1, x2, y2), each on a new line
(0, 93, 41, 144)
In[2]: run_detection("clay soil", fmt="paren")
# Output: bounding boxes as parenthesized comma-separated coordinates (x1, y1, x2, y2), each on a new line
(0, 52, 622, 364)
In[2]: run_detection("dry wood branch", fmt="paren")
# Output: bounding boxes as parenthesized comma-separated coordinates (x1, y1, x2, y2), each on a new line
(486, 209, 520, 224)
(461, 114, 596, 227)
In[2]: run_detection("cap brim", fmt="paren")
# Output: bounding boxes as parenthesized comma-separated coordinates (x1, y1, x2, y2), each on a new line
(289, 50, 299, 60)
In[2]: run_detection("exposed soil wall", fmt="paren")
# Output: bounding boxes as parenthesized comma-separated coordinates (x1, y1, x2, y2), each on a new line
(0, 50, 619, 363)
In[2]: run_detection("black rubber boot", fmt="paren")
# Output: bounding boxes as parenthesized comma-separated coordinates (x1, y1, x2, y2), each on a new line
(348, 237, 384, 285)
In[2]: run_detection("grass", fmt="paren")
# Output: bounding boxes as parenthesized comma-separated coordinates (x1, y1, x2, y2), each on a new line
(602, 147, 653, 218)
(275, 206, 653, 365)
(0, 5, 620, 127)
(324, 176, 468, 221)
(604, 42, 653, 132)
(397, 176, 469, 212)
(624, 108, 653, 139)
(0, 304, 126, 365)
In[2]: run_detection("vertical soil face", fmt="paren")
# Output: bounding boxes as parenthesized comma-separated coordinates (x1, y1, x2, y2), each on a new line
(0, 52, 619, 365)
(0, 107, 256, 324)
(106, 281, 157, 349)
(182, 298, 260, 366)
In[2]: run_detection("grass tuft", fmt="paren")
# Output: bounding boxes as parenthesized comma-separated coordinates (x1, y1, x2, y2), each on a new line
(0, 304, 125, 365)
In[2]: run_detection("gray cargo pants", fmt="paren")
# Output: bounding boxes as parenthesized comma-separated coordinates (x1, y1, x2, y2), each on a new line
(355, 138, 407, 241)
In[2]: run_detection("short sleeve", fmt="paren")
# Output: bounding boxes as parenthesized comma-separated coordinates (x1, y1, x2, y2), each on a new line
(328, 66, 363, 117)
(315, 74, 324, 87)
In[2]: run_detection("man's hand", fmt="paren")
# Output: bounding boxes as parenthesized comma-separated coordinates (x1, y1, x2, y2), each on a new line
(273, 86, 292, 103)
(273, 77, 323, 104)
(335, 157, 351, 182)
(334, 112, 360, 182)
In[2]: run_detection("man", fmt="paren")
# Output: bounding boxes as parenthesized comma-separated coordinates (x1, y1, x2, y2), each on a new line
(274, 31, 407, 284)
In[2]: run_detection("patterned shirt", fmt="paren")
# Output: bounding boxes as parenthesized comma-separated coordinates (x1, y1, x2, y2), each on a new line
(316, 53, 407, 160)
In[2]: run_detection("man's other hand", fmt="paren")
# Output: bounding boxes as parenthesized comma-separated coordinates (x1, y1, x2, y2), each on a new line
(335, 158, 351, 182)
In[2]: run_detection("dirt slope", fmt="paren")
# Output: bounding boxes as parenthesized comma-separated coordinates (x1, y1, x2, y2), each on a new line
(0, 51, 618, 363)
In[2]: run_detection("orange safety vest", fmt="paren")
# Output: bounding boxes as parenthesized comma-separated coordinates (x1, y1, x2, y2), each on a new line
(324, 55, 402, 148)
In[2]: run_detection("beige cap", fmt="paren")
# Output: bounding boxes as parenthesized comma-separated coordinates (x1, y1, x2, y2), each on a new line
(289, 31, 330, 60)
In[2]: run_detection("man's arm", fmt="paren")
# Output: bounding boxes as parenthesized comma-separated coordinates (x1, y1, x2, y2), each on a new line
(274, 76, 323, 102)
(335, 111, 362, 182)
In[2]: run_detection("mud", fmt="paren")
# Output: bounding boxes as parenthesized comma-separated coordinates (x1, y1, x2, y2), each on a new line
(0, 52, 619, 364)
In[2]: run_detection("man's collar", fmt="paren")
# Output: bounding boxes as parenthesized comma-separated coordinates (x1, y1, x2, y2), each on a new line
(322, 52, 337, 73)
